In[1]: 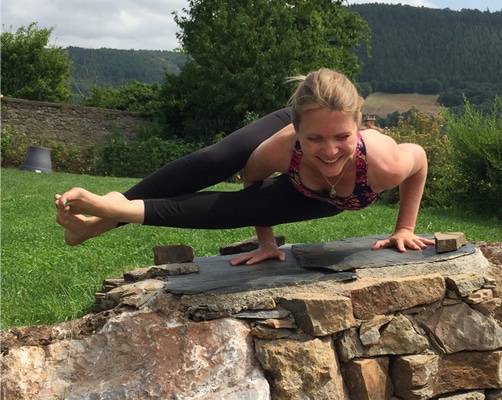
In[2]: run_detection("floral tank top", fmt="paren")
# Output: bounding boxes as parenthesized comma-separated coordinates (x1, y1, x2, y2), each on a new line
(288, 132, 379, 211)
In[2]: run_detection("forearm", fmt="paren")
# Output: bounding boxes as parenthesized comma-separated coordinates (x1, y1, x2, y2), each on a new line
(372, 143, 433, 251)
(255, 226, 277, 246)
(395, 155, 427, 233)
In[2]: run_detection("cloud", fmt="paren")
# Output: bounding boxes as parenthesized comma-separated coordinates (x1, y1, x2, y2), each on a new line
(2, 0, 499, 51)
(1, 0, 187, 50)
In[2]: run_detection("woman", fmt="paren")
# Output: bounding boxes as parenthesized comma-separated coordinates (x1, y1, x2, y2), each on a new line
(55, 68, 434, 265)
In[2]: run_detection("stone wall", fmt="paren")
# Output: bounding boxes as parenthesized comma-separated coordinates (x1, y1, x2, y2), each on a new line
(1, 97, 146, 148)
(1, 242, 502, 400)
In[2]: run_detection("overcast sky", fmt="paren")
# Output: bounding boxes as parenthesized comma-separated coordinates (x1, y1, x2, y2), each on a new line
(2, 0, 500, 51)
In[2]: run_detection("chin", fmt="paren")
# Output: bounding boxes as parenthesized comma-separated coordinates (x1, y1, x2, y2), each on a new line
(319, 157, 351, 176)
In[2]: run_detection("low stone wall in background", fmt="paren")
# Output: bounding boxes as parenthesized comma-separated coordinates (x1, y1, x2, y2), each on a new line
(1, 97, 146, 148)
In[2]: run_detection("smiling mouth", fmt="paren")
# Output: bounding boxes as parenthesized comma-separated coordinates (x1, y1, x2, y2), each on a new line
(319, 156, 343, 164)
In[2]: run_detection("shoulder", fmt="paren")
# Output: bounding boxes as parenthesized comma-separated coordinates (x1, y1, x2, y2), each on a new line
(360, 129, 401, 167)
(359, 128, 394, 146)
(361, 129, 426, 190)
(244, 124, 297, 182)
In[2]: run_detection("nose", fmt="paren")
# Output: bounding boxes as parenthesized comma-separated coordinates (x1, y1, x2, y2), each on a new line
(322, 140, 339, 158)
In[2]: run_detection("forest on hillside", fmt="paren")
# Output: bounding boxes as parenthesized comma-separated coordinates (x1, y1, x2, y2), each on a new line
(350, 4, 502, 94)
(67, 47, 186, 96)
(66, 4, 502, 110)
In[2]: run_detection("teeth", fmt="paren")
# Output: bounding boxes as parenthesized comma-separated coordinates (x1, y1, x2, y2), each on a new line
(321, 157, 341, 164)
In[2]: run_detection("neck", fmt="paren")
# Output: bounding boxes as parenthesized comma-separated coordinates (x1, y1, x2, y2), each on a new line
(321, 156, 353, 198)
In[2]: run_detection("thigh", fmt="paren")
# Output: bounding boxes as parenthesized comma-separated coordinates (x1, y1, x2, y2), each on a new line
(124, 108, 293, 200)
(143, 174, 342, 228)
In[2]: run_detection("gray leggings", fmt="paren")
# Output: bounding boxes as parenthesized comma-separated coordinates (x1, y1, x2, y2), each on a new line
(123, 108, 342, 228)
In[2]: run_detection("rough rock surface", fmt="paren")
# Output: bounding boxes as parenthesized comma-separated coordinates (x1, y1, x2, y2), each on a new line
(1, 241, 501, 400)
(1, 295, 270, 400)
(254, 335, 349, 399)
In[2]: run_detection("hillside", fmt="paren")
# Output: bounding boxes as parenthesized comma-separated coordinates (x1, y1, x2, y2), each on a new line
(65, 4, 502, 105)
(350, 4, 502, 92)
(361, 93, 441, 117)
(67, 47, 187, 95)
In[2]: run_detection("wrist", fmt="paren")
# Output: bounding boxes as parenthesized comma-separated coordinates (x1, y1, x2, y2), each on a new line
(394, 227, 414, 234)
(259, 241, 278, 249)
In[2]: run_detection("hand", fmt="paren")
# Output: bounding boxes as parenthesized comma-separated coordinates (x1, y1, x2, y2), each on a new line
(229, 244, 286, 266)
(372, 229, 435, 252)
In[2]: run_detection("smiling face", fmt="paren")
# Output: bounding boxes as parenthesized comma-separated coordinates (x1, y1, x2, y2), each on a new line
(296, 108, 358, 177)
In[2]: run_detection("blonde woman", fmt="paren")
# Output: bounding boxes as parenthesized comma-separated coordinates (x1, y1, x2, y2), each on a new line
(55, 68, 434, 265)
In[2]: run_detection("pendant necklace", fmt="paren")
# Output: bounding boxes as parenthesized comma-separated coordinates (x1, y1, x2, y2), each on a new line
(321, 158, 351, 199)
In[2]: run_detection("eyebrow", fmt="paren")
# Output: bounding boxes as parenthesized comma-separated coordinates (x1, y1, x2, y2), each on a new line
(305, 130, 354, 137)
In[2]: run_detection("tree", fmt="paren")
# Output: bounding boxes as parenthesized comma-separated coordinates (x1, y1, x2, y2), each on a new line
(167, 0, 370, 142)
(1, 23, 72, 102)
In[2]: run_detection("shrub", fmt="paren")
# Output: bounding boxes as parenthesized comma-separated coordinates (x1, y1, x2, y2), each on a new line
(97, 133, 201, 178)
(0, 124, 97, 174)
(443, 97, 502, 218)
(1, 124, 29, 167)
(51, 142, 97, 175)
(380, 108, 458, 207)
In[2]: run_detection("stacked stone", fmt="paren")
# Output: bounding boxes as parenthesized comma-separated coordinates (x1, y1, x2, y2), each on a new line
(2, 242, 501, 400)
(1, 97, 144, 149)
(93, 244, 198, 311)
(90, 243, 502, 399)
(208, 272, 499, 400)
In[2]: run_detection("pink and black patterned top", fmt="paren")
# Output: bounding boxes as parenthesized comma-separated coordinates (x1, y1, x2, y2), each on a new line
(288, 132, 379, 211)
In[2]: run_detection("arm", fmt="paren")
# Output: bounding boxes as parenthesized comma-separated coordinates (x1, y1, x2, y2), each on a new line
(229, 125, 295, 266)
(228, 225, 286, 266)
(369, 140, 434, 251)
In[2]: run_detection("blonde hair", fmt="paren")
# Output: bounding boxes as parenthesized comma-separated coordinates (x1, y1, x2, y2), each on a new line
(288, 68, 363, 130)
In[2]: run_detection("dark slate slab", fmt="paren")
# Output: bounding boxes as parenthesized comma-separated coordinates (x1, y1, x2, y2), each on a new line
(164, 234, 476, 295)
(292, 234, 476, 271)
(164, 248, 356, 295)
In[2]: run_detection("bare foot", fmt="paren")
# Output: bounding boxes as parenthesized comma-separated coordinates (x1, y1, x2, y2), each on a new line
(56, 207, 98, 245)
(55, 192, 121, 245)
(55, 188, 126, 218)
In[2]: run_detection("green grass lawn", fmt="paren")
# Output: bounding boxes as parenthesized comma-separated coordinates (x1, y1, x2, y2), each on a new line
(1, 167, 501, 328)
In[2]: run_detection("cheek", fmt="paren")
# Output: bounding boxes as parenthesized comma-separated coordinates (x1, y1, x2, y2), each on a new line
(300, 142, 322, 156)
(343, 142, 355, 152)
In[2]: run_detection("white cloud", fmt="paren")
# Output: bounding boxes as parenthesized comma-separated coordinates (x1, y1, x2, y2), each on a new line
(1, 0, 499, 51)
(1, 0, 186, 50)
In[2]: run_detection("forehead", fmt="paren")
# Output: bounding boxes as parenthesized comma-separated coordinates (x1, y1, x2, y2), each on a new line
(298, 108, 356, 135)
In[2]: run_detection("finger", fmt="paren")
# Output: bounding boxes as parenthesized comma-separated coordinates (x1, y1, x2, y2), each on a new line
(395, 240, 407, 252)
(246, 253, 267, 265)
(372, 240, 390, 250)
(229, 256, 248, 266)
(229, 252, 254, 266)
(408, 237, 431, 250)
(247, 250, 286, 265)
(415, 239, 429, 249)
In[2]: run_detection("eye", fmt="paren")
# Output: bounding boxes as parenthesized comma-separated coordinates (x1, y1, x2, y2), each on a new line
(336, 133, 352, 141)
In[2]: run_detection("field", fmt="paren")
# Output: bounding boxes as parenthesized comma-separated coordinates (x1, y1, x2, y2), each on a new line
(361, 92, 442, 117)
